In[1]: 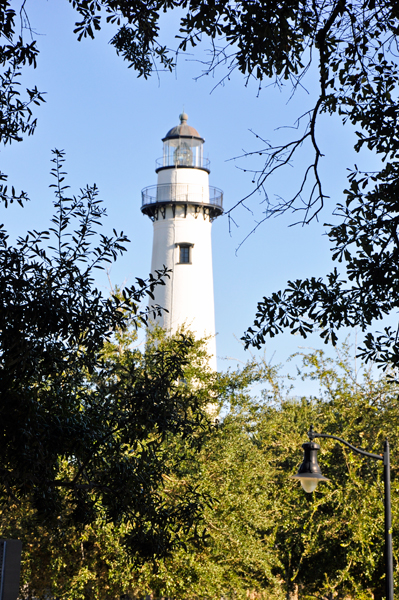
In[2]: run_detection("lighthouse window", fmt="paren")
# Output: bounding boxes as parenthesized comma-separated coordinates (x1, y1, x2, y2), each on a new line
(177, 244, 192, 264)
(180, 245, 190, 263)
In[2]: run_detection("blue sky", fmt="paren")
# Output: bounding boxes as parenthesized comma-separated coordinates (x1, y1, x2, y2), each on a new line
(2, 0, 382, 395)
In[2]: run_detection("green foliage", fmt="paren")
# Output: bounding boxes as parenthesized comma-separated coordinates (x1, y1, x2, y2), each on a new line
(5, 342, 399, 600)
(69, 0, 178, 78)
(4, 1, 399, 370)
(0, 0, 46, 205)
(0, 149, 212, 561)
(61, 0, 399, 372)
(2, 3, 399, 594)
(242, 158, 399, 372)
(0, 0, 45, 145)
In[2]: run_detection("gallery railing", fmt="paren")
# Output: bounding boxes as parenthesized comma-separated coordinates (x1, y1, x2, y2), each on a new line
(141, 183, 223, 210)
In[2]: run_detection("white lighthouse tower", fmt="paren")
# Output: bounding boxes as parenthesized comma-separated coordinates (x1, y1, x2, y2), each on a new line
(141, 113, 223, 369)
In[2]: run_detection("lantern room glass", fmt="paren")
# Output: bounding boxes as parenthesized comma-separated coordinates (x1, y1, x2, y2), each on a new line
(163, 137, 203, 168)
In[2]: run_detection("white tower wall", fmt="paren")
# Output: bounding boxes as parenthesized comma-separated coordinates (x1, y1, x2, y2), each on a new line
(150, 205, 216, 369)
(142, 114, 223, 371)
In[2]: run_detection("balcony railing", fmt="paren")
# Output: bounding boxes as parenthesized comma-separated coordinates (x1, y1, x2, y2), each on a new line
(141, 183, 223, 210)
(155, 156, 211, 170)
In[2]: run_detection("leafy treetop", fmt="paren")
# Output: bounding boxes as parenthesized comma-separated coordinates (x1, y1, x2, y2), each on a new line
(0, 149, 212, 560)
(3, 344, 399, 600)
(64, 0, 399, 371)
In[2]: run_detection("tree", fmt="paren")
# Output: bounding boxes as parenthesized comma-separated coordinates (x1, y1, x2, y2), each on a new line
(64, 0, 399, 217)
(3, 1, 399, 367)
(0, 149, 212, 560)
(261, 345, 399, 600)
(5, 342, 399, 600)
(3, 0, 399, 583)
(0, 323, 218, 600)
(0, 2, 218, 564)
(0, 0, 45, 204)
(203, 345, 399, 600)
(0, 1, 44, 145)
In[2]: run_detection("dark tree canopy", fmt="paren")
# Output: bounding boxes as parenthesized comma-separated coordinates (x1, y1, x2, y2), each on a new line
(2, 0, 399, 500)
(62, 0, 399, 371)
(0, 149, 212, 560)
(2, 0, 399, 582)
(3, 0, 399, 217)
(3, 346, 399, 600)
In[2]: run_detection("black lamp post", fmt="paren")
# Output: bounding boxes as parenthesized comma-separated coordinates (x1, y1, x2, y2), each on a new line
(293, 425, 394, 600)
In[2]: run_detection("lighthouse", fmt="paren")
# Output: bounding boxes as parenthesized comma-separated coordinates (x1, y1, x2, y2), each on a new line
(141, 113, 223, 370)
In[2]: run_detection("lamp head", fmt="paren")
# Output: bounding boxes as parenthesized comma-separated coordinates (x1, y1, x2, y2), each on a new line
(292, 440, 329, 493)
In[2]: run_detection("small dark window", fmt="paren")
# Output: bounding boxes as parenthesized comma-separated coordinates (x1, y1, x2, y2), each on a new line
(176, 242, 194, 264)
(179, 245, 191, 264)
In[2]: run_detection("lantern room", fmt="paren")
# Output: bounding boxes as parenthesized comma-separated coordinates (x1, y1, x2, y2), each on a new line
(156, 112, 210, 172)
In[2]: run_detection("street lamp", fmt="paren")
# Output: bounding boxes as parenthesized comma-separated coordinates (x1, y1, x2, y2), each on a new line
(293, 425, 394, 600)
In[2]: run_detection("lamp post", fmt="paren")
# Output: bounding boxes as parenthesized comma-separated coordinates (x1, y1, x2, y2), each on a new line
(293, 425, 394, 600)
